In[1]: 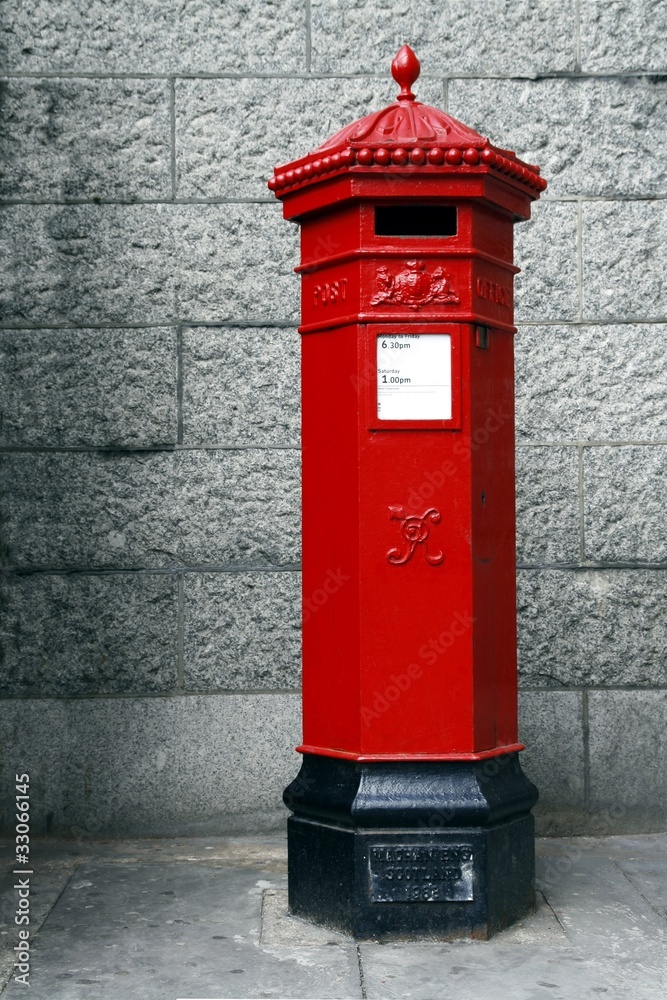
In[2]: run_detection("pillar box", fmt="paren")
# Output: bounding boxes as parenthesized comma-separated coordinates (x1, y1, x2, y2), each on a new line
(269, 45, 546, 940)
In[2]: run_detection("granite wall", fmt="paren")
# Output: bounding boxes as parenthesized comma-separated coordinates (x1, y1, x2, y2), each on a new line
(1, 1, 665, 837)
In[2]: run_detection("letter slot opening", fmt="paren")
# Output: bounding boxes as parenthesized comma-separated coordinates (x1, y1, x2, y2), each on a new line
(375, 204, 457, 238)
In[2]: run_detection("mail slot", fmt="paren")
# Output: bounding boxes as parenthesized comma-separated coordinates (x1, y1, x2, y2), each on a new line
(270, 44, 546, 941)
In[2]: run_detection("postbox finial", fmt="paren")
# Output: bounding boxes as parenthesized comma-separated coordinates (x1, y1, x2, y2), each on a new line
(391, 44, 420, 101)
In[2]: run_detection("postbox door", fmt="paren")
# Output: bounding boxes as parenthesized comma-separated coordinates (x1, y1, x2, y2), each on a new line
(356, 321, 518, 758)
(299, 320, 519, 760)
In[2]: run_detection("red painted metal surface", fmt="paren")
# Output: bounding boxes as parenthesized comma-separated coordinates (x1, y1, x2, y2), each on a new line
(270, 46, 545, 762)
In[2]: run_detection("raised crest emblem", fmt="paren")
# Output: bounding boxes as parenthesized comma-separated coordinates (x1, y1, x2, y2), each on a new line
(371, 260, 460, 310)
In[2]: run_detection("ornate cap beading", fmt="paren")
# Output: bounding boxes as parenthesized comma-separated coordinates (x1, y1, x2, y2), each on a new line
(269, 45, 546, 197)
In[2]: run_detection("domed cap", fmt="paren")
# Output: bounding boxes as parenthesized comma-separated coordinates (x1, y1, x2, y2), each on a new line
(269, 45, 546, 197)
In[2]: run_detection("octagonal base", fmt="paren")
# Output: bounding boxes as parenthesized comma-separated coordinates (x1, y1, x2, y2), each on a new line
(284, 752, 538, 940)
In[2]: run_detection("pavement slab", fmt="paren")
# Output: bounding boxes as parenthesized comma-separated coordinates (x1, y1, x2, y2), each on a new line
(616, 860, 667, 919)
(0, 862, 360, 1000)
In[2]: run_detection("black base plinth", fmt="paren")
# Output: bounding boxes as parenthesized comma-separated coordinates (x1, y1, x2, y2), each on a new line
(283, 752, 539, 940)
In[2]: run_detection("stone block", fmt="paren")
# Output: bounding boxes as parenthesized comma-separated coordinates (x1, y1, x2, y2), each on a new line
(0, 204, 298, 326)
(518, 569, 667, 687)
(0, 693, 302, 835)
(584, 445, 667, 562)
(516, 446, 580, 564)
(515, 324, 667, 443)
(183, 572, 301, 691)
(0, 78, 171, 200)
(175, 77, 444, 200)
(310, 0, 576, 75)
(0, 573, 178, 697)
(174, 205, 298, 324)
(1, 0, 305, 73)
(0, 700, 68, 834)
(182, 326, 300, 446)
(588, 690, 667, 833)
(0, 205, 173, 326)
(580, 0, 667, 73)
(448, 77, 667, 198)
(519, 691, 586, 835)
(0, 327, 177, 447)
(0, 449, 300, 570)
(582, 200, 667, 320)
(514, 202, 579, 322)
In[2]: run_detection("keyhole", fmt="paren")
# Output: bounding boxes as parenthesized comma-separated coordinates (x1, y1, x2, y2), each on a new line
(481, 492, 486, 506)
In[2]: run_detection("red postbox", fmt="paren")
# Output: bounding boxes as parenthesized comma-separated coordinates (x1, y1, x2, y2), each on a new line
(270, 46, 546, 939)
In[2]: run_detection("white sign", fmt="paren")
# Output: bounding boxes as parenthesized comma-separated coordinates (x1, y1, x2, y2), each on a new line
(377, 334, 452, 420)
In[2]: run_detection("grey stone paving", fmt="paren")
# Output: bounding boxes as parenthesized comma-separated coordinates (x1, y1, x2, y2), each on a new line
(0, 835, 664, 999)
